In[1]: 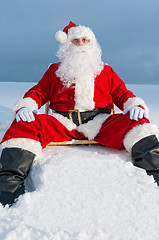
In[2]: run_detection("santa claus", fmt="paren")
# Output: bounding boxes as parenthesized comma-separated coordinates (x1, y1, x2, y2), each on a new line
(0, 21, 159, 206)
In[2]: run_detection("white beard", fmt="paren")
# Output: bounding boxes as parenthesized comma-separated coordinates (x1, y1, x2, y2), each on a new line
(56, 41, 104, 111)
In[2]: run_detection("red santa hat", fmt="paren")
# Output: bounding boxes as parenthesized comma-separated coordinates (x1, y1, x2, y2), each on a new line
(55, 21, 96, 44)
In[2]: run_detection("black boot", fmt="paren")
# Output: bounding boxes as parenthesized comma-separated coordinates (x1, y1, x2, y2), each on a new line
(0, 148, 35, 206)
(132, 135, 159, 185)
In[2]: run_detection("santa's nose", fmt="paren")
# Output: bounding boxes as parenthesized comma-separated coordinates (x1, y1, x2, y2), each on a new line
(78, 39, 84, 45)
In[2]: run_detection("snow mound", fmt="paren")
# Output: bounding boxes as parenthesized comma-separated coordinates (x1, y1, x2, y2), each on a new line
(0, 83, 159, 239)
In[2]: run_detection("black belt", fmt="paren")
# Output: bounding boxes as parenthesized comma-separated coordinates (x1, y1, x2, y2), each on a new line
(56, 108, 112, 126)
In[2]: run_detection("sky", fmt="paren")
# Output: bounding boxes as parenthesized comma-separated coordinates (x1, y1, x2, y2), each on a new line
(0, 0, 159, 84)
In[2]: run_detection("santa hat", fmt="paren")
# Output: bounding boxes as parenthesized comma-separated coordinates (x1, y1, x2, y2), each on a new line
(55, 21, 96, 44)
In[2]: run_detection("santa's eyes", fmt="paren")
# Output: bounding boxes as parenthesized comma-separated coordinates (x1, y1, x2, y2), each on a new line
(73, 38, 86, 43)
(71, 38, 90, 45)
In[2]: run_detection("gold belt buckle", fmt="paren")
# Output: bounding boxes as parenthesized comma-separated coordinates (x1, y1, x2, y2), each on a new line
(69, 109, 82, 125)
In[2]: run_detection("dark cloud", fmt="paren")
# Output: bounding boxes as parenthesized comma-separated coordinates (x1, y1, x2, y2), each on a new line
(0, 0, 159, 84)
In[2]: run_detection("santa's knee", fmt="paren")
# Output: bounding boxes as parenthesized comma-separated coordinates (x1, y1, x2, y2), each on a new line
(123, 123, 159, 184)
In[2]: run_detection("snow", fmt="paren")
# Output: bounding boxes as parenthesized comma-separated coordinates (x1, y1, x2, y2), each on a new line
(0, 82, 159, 240)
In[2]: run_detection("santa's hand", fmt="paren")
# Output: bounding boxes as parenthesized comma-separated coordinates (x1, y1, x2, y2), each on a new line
(123, 106, 149, 121)
(16, 108, 39, 122)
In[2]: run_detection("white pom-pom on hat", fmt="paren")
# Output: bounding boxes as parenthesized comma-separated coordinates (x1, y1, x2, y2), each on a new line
(55, 30, 67, 44)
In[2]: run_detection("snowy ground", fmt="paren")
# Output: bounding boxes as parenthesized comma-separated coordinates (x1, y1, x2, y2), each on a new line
(0, 82, 159, 240)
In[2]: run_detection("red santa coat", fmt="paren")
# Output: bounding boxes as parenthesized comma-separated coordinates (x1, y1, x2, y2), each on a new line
(1, 63, 153, 155)
(22, 63, 136, 112)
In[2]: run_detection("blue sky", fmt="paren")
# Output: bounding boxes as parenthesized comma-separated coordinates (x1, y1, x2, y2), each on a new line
(0, 0, 159, 84)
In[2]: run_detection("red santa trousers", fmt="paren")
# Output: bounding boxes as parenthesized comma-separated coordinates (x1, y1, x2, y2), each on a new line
(1, 113, 150, 151)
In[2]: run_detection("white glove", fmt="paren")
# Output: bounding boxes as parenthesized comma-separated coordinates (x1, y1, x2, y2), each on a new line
(123, 106, 149, 121)
(16, 108, 39, 122)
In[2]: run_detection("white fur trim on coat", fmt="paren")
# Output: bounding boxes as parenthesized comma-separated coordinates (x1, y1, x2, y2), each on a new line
(123, 123, 159, 153)
(77, 113, 110, 140)
(124, 97, 149, 112)
(50, 111, 110, 140)
(1, 138, 42, 157)
(12, 97, 39, 119)
(51, 112, 77, 131)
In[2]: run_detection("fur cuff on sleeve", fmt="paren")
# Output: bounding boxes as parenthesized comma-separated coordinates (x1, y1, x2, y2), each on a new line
(123, 97, 149, 112)
(12, 97, 39, 119)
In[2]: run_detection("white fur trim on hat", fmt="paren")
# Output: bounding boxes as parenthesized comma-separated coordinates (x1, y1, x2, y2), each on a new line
(55, 25, 96, 44)
(55, 30, 67, 44)
(123, 123, 159, 153)
(67, 25, 96, 42)
(12, 97, 39, 119)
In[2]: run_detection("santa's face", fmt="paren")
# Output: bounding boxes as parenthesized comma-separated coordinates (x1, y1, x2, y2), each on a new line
(56, 37, 104, 88)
